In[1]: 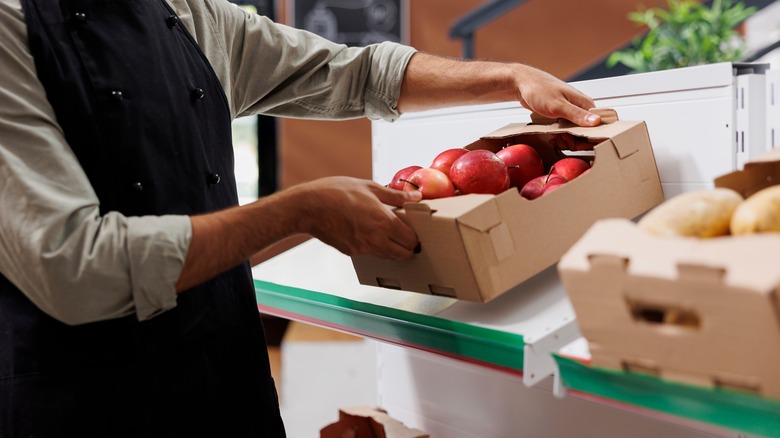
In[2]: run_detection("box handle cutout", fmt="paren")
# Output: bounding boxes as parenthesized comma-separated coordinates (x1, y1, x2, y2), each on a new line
(587, 254, 629, 272)
(376, 278, 402, 290)
(626, 299, 701, 330)
(676, 263, 725, 282)
(428, 284, 456, 298)
(621, 360, 660, 377)
(713, 376, 761, 394)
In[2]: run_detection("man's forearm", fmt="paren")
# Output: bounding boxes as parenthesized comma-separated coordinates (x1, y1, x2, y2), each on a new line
(175, 188, 306, 293)
(397, 53, 518, 112)
(397, 52, 600, 127)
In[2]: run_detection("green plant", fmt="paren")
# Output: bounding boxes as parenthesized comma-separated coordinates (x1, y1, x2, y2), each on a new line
(607, 0, 757, 73)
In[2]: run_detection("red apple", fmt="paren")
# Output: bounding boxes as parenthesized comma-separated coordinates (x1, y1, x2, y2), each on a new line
(402, 168, 456, 199)
(542, 183, 564, 195)
(496, 143, 544, 189)
(519, 173, 567, 200)
(550, 157, 591, 181)
(388, 165, 423, 190)
(430, 148, 469, 178)
(449, 150, 510, 195)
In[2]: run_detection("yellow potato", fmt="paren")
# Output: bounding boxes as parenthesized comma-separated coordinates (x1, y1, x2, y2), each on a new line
(637, 188, 744, 238)
(730, 185, 780, 235)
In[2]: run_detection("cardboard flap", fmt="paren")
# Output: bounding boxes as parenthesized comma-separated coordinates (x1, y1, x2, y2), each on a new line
(401, 195, 495, 220)
(593, 123, 645, 160)
(608, 122, 649, 160)
(456, 191, 508, 232)
(402, 201, 434, 215)
(715, 152, 780, 197)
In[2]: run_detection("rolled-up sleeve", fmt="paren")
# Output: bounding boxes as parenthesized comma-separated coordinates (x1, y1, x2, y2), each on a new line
(126, 216, 190, 320)
(0, 0, 190, 325)
(177, 0, 417, 121)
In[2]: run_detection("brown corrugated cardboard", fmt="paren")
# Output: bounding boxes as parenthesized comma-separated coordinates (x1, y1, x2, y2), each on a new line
(560, 149, 780, 398)
(558, 218, 780, 398)
(352, 109, 664, 302)
(320, 406, 429, 438)
(714, 147, 780, 196)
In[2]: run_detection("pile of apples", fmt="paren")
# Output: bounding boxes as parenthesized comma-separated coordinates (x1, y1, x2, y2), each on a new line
(387, 144, 591, 200)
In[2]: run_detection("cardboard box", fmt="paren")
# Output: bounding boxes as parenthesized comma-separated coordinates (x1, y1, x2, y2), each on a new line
(320, 406, 429, 438)
(558, 151, 780, 398)
(351, 109, 664, 302)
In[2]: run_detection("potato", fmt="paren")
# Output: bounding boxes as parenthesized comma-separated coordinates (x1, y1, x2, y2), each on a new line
(637, 188, 744, 238)
(730, 185, 780, 235)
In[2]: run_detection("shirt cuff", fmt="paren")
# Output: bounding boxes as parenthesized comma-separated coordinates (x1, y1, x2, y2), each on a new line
(126, 215, 192, 321)
(365, 42, 417, 122)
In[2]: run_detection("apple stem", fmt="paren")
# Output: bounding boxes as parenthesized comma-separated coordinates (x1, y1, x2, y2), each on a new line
(545, 166, 555, 184)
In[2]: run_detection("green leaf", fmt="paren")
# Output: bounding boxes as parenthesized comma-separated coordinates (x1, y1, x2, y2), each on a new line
(607, 0, 757, 73)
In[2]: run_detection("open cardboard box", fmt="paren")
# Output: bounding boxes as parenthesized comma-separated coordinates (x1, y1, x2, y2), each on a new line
(351, 109, 664, 302)
(558, 149, 780, 399)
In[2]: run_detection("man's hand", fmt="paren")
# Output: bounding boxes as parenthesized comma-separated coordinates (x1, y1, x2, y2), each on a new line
(512, 63, 601, 127)
(293, 176, 422, 260)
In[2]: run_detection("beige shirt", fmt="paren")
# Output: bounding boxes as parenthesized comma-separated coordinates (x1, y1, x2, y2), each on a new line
(0, 0, 416, 324)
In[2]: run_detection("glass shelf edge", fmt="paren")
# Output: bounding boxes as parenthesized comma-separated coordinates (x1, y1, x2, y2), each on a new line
(554, 354, 780, 437)
(255, 279, 525, 374)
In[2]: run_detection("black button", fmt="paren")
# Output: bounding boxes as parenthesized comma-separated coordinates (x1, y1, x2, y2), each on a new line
(131, 182, 144, 191)
(73, 12, 87, 22)
(166, 15, 179, 27)
(206, 173, 221, 185)
(192, 88, 205, 100)
(110, 90, 124, 101)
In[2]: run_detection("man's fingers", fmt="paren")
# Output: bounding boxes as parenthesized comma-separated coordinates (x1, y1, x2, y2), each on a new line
(562, 90, 600, 127)
(372, 183, 422, 207)
(381, 234, 418, 260)
(563, 104, 601, 127)
(388, 216, 419, 252)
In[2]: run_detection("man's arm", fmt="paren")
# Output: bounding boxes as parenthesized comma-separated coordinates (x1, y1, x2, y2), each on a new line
(176, 177, 421, 292)
(397, 52, 601, 127)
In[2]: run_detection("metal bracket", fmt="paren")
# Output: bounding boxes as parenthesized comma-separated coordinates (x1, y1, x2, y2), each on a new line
(522, 317, 580, 387)
(449, 0, 526, 59)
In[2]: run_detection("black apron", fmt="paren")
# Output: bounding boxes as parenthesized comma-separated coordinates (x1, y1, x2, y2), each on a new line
(0, 0, 286, 436)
